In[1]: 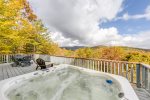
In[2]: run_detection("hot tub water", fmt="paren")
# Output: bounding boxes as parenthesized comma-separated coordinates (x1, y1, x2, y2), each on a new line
(6, 67, 122, 100)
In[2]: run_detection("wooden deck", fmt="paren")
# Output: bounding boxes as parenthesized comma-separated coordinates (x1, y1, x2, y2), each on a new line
(0, 63, 150, 100)
(0, 63, 37, 81)
(134, 87, 150, 100)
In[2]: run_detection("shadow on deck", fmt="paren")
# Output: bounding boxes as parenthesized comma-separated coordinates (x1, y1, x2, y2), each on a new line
(0, 63, 150, 100)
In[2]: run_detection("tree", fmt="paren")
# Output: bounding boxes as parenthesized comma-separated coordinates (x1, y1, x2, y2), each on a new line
(75, 48, 94, 58)
(100, 47, 125, 60)
(124, 50, 150, 64)
(0, 0, 60, 54)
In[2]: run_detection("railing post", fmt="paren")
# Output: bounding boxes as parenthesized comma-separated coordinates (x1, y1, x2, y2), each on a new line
(145, 68, 148, 89)
(131, 64, 134, 83)
(142, 66, 146, 88)
(126, 63, 128, 79)
(121, 63, 124, 76)
(110, 62, 113, 74)
(100, 61, 103, 71)
(88, 60, 90, 69)
(118, 62, 120, 75)
(107, 62, 109, 72)
(114, 63, 116, 74)
(6, 55, 9, 63)
(148, 69, 150, 93)
(136, 63, 141, 88)
(104, 61, 105, 72)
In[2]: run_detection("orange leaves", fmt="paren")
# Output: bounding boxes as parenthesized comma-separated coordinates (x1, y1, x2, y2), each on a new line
(100, 47, 125, 60)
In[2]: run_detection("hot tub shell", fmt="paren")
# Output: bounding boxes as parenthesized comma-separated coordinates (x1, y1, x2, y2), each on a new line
(0, 64, 139, 100)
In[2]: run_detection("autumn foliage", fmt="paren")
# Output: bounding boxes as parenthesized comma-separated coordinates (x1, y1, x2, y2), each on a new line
(0, 0, 60, 54)
(73, 47, 150, 64)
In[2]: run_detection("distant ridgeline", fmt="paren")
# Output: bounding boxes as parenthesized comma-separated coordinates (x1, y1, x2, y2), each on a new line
(0, 0, 60, 54)
(61, 45, 150, 51)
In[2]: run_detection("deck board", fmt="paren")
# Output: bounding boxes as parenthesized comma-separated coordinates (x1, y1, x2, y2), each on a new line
(0, 63, 149, 100)
(0, 63, 37, 81)
(6, 65, 13, 77)
(0, 65, 3, 80)
(2, 64, 9, 79)
(134, 87, 150, 100)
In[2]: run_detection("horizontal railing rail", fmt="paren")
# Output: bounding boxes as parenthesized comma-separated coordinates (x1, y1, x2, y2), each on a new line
(0, 54, 150, 93)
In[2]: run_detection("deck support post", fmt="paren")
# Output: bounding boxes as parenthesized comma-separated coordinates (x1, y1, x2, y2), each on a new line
(136, 63, 141, 88)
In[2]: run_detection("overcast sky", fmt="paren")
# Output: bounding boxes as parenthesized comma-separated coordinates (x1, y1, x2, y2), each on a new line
(28, 0, 150, 49)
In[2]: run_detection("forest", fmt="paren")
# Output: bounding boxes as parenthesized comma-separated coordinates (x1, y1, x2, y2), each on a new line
(0, 0, 61, 55)
(65, 47, 150, 64)
(0, 0, 150, 64)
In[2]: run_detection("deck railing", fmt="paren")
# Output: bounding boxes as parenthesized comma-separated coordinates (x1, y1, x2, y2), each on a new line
(0, 54, 34, 63)
(0, 54, 150, 93)
(50, 55, 150, 93)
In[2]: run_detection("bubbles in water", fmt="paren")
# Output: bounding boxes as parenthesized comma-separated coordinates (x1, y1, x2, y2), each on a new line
(6, 67, 121, 100)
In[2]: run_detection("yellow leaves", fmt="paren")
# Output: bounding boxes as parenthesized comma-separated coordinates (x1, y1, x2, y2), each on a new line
(125, 50, 150, 64)
(1, 0, 21, 17)
(75, 48, 94, 58)
(1, 20, 15, 27)
(100, 46, 125, 60)
(0, 0, 60, 54)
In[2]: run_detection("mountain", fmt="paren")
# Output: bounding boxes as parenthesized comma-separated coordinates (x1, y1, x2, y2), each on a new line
(61, 46, 86, 50)
(92, 45, 150, 52)
(61, 45, 106, 50)
(61, 45, 150, 52)
(118, 46, 150, 52)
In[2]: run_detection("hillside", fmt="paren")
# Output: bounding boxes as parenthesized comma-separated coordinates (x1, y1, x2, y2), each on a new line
(61, 45, 150, 52)
(61, 46, 86, 50)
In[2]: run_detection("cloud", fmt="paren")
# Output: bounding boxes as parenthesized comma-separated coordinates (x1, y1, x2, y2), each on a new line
(117, 5, 150, 20)
(51, 29, 150, 49)
(145, 5, 150, 20)
(28, 0, 150, 49)
(28, 0, 124, 46)
(111, 31, 150, 49)
(50, 32, 83, 46)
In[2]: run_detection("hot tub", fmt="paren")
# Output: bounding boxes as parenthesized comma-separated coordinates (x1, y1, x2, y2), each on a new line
(0, 64, 139, 100)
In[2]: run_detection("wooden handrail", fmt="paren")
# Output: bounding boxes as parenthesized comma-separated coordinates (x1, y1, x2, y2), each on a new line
(50, 55, 138, 64)
(141, 63, 150, 69)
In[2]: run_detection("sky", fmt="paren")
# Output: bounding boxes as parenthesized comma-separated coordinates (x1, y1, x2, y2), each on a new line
(28, 0, 150, 49)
